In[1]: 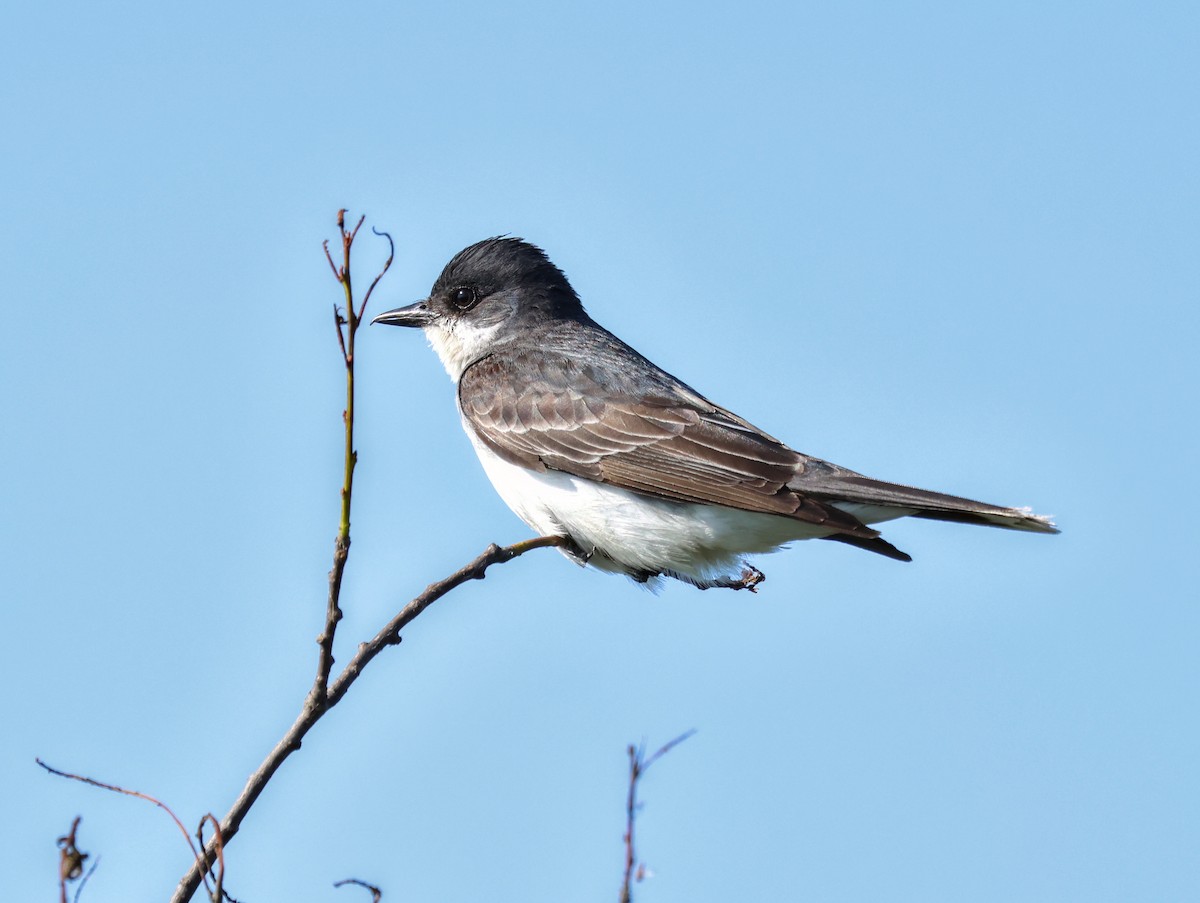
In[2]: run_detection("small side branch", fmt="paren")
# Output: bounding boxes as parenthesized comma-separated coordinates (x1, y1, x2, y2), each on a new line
(620, 730, 696, 903)
(358, 227, 394, 322)
(326, 535, 570, 707)
(196, 815, 228, 902)
(334, 878, 383, 902)
(73, 856, 100, 903)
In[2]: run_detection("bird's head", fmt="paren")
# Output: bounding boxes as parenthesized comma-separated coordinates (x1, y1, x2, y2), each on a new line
(372, 237, 583, 381)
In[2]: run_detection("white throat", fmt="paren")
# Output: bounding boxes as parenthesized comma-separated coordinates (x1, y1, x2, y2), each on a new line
(423, 320, 505, 382)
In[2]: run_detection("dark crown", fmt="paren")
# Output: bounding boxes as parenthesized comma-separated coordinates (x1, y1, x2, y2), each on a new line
(434, 237, 584, 317)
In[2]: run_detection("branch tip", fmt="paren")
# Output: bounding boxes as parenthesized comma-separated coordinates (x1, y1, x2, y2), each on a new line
(335, 878, 383, 902)
(358, 227, 396, 320)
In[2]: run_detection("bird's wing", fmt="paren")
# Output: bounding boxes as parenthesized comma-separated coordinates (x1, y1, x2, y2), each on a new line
(458, 351, 879, 539)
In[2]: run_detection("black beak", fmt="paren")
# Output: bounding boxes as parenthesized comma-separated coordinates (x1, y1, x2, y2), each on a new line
(371, 300, 435, 327)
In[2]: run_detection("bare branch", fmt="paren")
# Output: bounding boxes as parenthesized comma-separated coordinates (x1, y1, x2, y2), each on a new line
(196, 815, 228, 902)
(620, 731, 695, 903)
(323, 240, 342, 282)
(357, 228, 395, 322)
(641, 729, 698, 772)
(347, 213, 365, 245)
(327, 535, 571, 705)
(333, 304, 349, 363)
(40, 762, 217, 897)
(334, 878, 383, 902)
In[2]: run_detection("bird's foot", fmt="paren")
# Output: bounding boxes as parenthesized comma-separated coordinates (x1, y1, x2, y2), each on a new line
(734, 564, 763, 593)
(553, 535, 591, 566)
(663, 564, 766, 592)
(725, 564, 765, 592)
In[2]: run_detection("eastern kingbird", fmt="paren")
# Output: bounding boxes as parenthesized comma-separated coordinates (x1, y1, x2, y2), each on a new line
(374, 238, 1057, 591)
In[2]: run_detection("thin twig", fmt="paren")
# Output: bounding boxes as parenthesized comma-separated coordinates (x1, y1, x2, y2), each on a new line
(334, 877, 383, 902)
(196, 815, 227, 902)
(73, 855, 100, 903)
(357, 228, 394, 321)
(323, 240, 341, 281)
(641, 730, 697, 772)
(333, 304, 349, 361)
(41, 763, 216, 897)
(620, 731, 696, 903)
(326, 535, 571, 707)
(348, 213, 365, 245)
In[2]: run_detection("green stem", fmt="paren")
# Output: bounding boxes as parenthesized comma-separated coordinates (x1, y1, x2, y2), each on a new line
(340, 271, 356, 540)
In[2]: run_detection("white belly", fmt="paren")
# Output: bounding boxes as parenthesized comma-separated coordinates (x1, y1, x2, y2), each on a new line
(461, 420, 909, 584)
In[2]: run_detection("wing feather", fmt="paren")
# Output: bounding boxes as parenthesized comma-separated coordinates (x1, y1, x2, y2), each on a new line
(459, 352, 878, 539)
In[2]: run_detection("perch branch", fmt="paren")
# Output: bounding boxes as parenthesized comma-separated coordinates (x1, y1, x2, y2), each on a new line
(170, 534, 571, 902)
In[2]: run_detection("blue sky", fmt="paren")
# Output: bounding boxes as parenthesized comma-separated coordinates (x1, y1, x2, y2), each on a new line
(3, 1, 1197, 901)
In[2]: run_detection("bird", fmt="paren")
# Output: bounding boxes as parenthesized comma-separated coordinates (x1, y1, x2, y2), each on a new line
(372, 237, 1057, 591)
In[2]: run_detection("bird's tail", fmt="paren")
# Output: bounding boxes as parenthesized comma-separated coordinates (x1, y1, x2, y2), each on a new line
(793, 460, 1060, 534)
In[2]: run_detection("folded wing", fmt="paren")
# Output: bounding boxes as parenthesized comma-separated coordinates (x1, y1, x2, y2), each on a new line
(458, 352, 879, 540)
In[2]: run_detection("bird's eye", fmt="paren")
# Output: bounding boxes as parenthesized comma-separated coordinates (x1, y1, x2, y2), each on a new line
(449, 286, 479, 310)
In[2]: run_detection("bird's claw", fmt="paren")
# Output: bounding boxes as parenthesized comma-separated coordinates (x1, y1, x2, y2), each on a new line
(668, 564, 765, 591)
(736, 564, 765, 592)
